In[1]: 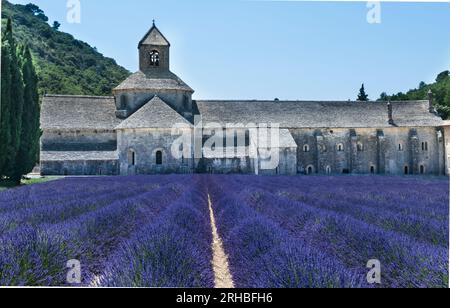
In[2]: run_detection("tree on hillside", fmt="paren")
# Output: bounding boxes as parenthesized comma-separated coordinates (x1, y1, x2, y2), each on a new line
(357, 84, 369, 101)
(24, 3, 48, 22)
(52, 21, 61, 30)
(2, 0, 130, 96)
(377, 70, 450, 119)
(436, 71, 449, 83)
(17, 44, 41, 178)
(379, 92, 389, 101)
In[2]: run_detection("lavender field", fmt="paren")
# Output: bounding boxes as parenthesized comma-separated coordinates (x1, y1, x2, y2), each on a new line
(0, 175, 448, 288)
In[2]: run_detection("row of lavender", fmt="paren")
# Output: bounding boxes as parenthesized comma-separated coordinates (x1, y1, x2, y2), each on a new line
(0, 176, 214, 287)
(208, 178, 365, 288)
(209, 175, 449, 288)
(98, 179, 214, 287)
(232, 176, 449, 247)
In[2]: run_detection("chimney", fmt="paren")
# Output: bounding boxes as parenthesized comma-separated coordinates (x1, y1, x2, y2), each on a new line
(428, 89, 434, 113)
(387, 101, 394, 125)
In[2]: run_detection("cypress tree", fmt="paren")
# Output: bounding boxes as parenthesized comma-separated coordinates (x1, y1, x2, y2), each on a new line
(0, 27, 13, 178)
(17, 45, 41, 177)
(1, 18, 24, 183)
(357, 83, 369, 102)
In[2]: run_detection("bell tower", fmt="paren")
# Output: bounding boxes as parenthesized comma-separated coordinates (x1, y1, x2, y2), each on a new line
(113, 22, 194, 120)
(138, 20, 170, 72)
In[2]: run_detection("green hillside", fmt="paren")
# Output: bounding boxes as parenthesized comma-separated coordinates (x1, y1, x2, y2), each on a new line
(1, 0, 130, 96)
(378, 71, 450, 120)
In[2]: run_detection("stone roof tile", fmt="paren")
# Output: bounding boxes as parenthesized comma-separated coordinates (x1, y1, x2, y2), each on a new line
(113, 70, 193, 92)
(139, 25, 170, 47)
(116, 96, 192, 129)
(41, 151, 118, 161)
(41, 95, 121, 130)
(195, 100, 443, 128)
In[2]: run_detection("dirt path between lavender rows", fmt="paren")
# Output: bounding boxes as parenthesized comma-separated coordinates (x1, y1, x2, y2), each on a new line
(208, 194, 235, 289)
(91, 195, 234, 288)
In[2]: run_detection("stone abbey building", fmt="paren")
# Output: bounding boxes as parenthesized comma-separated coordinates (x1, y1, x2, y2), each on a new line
(40, 24, 448, 176)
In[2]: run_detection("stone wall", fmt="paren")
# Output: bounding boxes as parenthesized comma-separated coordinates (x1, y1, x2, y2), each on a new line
(117, 128, 194, 175)
(139, 45, 170, 72)
(115, 90, 192, 119)
(201, 157, 252, 174)
(443, 125, 450, 175)
(257, 147, 297, 176)
(41, 130, 117, 151)
(41, 126, 446, 176)
(41, 160, 118, 176)
(290, 127, 445, 175)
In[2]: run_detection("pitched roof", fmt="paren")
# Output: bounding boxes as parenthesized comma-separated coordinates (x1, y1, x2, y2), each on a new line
(116, 96, 192, 129)
(41, 95, 122, 130)
(113, 70, 194, 92)
(138, 25, 170, 47)
(41, 151, 118, 161)
(195, 100, 444, 128)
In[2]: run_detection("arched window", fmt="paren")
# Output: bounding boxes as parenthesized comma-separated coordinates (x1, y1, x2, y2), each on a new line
(156, 150, 163, 165)
(303, 145, 310, 153)
(420, 165, 425, 174)
(357, 142, 364, 152)
(325, 166, 331, 175)
(337, 143, 344, 152)
(404, 165, 409, 175)
(306, 165, 314, 175)
(398, 144, 404, 151)
(127, 149, 136, 166)
(150, 50, 160, 66)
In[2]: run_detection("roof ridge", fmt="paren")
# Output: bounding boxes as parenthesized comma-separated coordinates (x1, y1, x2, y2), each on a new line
(195, 99, 429, 104)
(138, 24, 170, 47)
(116, 96, 192, 129)
(44, 94, 114, 99)
(113, 70, 194, 92)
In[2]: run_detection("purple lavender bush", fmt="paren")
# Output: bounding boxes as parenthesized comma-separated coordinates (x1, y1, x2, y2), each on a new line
(0, 174, 448, 288)
(214, 175, 449, 288)
(208, 179, 365, 288)
(0, 176, 202, 286)
(98, 183, 214, 287)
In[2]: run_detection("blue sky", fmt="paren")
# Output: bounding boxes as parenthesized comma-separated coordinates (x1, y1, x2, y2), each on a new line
(8, 0, 450, 100)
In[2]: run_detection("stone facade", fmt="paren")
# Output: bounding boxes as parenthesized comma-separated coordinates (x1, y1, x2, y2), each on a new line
(39, 24, 447, 176)
(118, 128, 193, 175)
(289, 127, 445, 175)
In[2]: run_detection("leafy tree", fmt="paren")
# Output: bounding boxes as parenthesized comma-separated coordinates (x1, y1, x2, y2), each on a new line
(357, 84, 369, 101)
(24, 3, 43, 15)
(2, 0, 130, 96)
(378, 70, 450, 119)
(24, 3, 48, 21)
(378, 92, 389, 101)
(52, 21, 61, 30)
(436, 71, 449, 83)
